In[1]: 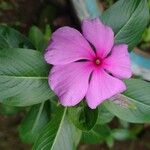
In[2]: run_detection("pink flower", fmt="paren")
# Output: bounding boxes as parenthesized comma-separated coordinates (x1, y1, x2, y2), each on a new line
(44, 18, 132, 109)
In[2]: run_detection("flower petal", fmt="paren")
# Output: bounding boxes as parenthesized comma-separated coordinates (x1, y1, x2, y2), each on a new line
(49, 62, 93, 106)
(86, 69, 126, 109)
(44, 27, 95, 65)
(103, 44, 132, 79)
(82, 18, 114, 58)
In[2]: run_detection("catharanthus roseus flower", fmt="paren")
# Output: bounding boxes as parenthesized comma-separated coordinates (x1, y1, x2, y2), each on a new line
(44, 18, 132, 109)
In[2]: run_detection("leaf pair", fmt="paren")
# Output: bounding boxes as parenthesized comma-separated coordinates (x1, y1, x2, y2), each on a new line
(0, 25, 54, 106)
(33, 106, 82, 150)
(102, 0, 149, 50)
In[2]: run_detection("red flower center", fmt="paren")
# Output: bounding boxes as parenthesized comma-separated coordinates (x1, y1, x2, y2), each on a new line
(94, 58, 101, 66)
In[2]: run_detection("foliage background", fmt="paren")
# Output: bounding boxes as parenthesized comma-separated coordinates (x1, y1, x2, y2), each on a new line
(0, 0, 150, 150)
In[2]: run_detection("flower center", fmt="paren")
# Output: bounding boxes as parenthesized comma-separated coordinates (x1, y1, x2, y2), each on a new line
(95, 58, 101, 65)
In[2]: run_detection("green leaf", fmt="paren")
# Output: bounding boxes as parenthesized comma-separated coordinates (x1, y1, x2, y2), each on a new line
(0, 35, 10, 49)
(0, 25, 34, 49)
(29, 26, 46, 52)
(0, 1, 13, 10)
(97, 104, 114, 124)
(0, 48, 54, 106)
(19, 101, 50, 143)
(68, 102, 98, 131)
(106, 135, 114, 148)
(111, 129, 135, 141)
(33, 106, 81, 150)
(102, 0, 149, 50)
(82, 125, 111, 144)
(44, 25, 51, 43)
(104, 79, 150, 123)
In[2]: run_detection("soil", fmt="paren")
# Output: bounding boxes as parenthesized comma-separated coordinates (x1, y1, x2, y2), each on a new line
(0, 114, 31, 150)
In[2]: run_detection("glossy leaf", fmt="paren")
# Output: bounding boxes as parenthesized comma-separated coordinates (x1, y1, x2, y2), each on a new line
(19, 101, 50, 143)
(0, 25, 33, 49)
(112, 129, 135, 141)
(0, 48, 53, 106)
(97, 104, 114, 124)
(104, 79, 150, 123)
(29, 26, 46, 52)
(102, 0, 149, 50)
(68, 102, 98, 131)
(33, 106, 81, 150)
(82, 125, 111, 144)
